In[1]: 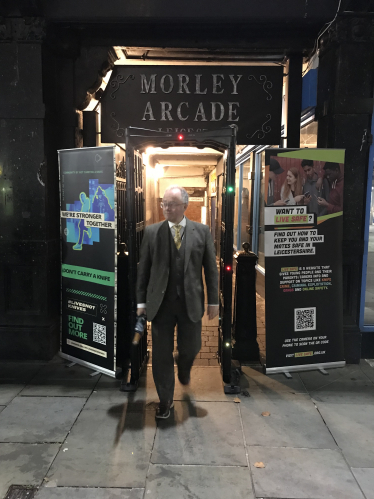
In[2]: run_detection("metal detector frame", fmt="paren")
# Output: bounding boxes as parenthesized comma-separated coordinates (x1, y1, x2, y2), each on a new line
(124, 126, 237, 389)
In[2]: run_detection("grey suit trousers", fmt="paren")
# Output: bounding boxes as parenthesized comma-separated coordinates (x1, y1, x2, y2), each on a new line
(152, 296, 201, 403)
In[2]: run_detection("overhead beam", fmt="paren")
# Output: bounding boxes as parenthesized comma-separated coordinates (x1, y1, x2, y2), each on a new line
(154, 159, 218, 166)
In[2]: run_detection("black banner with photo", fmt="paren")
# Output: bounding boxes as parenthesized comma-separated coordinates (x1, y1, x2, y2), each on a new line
(264, 149, 345, 373)
(58, 146, 117, 376)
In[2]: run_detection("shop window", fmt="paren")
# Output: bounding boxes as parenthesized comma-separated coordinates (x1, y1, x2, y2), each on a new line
(363, 176, 374, 325)
(233, 166, 241, 250)
(257, 153, 266, 268)
(239, 157, 253, 248)
(300, 120, 318, 148)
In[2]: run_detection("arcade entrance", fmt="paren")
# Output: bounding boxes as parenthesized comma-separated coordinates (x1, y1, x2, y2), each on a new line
(59, 127, 238, 392)
(140, 145, 223, 366)
(121, 127, 237, 389)
(59, 56, 282, 389)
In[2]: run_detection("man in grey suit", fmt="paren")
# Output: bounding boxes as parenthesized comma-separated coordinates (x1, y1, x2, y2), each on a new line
(136, 185, 219, 419)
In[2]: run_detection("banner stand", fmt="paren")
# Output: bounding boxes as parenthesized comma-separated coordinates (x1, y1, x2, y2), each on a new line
(59, 146, 118, 379)
(59, 352, 116, 378)
(265, 360, 346, 376)
(263, 148, 346, 375)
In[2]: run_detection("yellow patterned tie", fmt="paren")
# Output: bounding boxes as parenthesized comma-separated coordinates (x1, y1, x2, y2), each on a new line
(173, 224, 182, 250)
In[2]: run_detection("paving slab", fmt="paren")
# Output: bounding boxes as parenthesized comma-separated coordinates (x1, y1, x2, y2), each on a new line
(247, 446, 364, 499)
(310, 369, 374, 404)
(240, 392, 336, 449)
(35, 487, 144, 499)
(315, 401, 374, 467)
(351, 468, 374, 499)
(299, 365, 362, 392)
(0, 396, 86, 443)
(17, 357, 100, 397)
(20, 378, 98, 398)
(0, 361, 46, 382)
(0, 443, 59, 498)
(47, 407, 156, 488)
(359, 360, 374, 383)
(173, 367, 232, 402)
(241, 366, 307, 394)
(29, 358, 98, 380)
(152, 400, 247, 466)
(84, 368, 158, 410)
(0, 383, 24, 405)
(145, 464, 254, 499)
(86, 366, 231, 411)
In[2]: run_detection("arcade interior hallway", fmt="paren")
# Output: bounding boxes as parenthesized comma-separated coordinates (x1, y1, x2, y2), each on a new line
(146, 291, 265, 367)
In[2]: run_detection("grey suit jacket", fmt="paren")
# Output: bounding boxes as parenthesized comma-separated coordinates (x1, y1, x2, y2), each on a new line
(136, 218, 219, 322)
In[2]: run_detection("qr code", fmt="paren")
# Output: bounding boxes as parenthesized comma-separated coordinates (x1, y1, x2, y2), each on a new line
(93, 322, 106, 345)
(294, 307, 316, 332)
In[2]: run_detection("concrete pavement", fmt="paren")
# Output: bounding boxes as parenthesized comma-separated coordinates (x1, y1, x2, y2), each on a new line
(1, 356, 374, 498)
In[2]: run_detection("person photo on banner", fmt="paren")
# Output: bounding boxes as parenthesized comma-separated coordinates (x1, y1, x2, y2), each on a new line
(280, 166, 305, 205)
(265, 157, 287, 206)
(317, 162, 344, 214)
(301, 159, 330, 216)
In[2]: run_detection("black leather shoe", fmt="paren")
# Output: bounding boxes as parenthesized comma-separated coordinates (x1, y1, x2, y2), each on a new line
(176, 356, 191, 386)
(155, 401, 174, 419)
(178, 370, 190, 386)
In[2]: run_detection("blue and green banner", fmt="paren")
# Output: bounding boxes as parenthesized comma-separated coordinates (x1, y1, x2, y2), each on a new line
(264, 148, 345, 374)
(58, 146, 117, 376)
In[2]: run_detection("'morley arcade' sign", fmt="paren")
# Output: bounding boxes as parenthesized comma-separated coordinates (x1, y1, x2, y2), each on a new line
(101, 66, 283, 145)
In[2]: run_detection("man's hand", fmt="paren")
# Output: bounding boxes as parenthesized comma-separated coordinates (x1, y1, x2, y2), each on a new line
(273, 200, 287, 206)
(208, 305, 219, 320)
(137, 307, 146, 316)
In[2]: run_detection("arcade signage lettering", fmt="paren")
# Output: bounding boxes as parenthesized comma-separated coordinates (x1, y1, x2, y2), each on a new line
(139, 73, 241, 123)
(101, 66, 283, 145)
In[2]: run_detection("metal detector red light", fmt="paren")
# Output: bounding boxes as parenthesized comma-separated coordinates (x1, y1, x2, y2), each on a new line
(178, 134, 184, 140)
(226, 266, 232, 272)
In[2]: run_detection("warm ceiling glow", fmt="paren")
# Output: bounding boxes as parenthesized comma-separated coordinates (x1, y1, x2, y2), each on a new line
(147, 147, 220, 155)
(155, 163, 164, 178)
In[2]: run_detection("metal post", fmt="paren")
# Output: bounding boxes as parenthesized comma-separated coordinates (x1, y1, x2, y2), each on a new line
(82, 111, 98, 147)
(124, 131, 138, 385)
(232, 246, 259, 362)
(287, 54, 303, 148)
(222, 126, 237, 384)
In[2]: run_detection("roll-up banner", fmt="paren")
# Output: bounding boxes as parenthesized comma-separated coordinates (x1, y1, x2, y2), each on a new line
(264, 149, 345, 374)
(58, 146, 117, 377)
